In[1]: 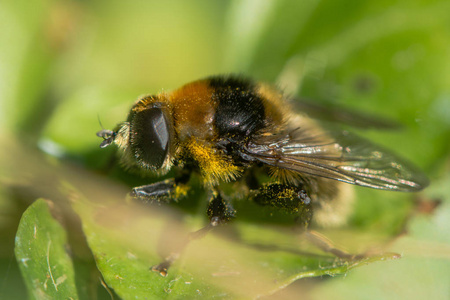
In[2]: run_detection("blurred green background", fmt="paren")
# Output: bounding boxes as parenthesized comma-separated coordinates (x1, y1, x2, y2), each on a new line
(1, 0, 449, 299)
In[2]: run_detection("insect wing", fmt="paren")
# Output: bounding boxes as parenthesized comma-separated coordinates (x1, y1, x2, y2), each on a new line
(245, 129, 429, 191)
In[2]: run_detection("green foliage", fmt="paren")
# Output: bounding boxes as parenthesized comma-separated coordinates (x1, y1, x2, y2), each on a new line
(71, 190, 399, 299)
(15, 199, 79, 299)
(1, 0, 449, 299)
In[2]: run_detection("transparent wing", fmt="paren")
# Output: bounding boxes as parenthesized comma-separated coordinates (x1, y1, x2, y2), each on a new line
(244, 128, 429, 192)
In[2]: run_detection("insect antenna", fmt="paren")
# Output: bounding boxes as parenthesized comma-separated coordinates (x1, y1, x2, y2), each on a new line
(96, 114, 115, 148)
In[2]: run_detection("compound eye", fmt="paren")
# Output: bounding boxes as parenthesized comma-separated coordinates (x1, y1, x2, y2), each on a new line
(131, 107, 171, 170)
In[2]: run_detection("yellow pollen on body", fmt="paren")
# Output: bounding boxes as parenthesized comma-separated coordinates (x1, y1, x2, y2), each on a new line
(187, 139, 241, 185)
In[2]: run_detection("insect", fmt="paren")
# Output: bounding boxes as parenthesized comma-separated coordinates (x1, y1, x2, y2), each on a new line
(97, 75, 429, 275)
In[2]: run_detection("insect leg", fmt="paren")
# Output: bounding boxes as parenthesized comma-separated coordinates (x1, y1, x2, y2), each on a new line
(130, 179, 177, 204)
(251, 183, 356, 258)
(304, 230, 356, 259)
(152, 189, 235, 276)
(250, 183, 313, 230)
(130, 169, 191, 205)
(207, 189, 236, 226)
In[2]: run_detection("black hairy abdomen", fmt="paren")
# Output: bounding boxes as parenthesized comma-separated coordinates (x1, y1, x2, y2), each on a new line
(210, 76, 266, 140)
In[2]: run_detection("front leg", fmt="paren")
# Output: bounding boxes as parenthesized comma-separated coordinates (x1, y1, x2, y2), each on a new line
(131, 179, 181, 205)
(130, 169, 191, 205)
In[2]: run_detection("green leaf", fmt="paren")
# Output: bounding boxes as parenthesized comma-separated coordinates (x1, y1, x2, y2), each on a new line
(71, 193, 225, 299)
(71, 189, 397, 299)
(14, 199, 79, 299)
(309, 173, 450, 300)
(3, 0, 450, 299)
